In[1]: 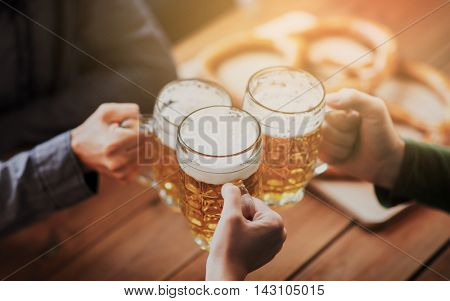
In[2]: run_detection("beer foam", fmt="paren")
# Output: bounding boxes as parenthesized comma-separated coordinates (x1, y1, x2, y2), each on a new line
(157, 80, 232, 124)
(243, 68, 325, 138)
(154, 80, 232, 149)
(249, 69, 324, 112)
(178, 106, 261, 185)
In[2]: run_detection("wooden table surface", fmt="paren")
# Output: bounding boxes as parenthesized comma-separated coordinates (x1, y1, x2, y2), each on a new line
(1, 0, 449, 281)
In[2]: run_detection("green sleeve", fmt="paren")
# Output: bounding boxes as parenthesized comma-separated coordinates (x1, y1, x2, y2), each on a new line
(375, 139, 450, 212)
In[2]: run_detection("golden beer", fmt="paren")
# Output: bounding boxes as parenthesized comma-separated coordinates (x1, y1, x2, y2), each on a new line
(139, 80, 232, 211)
(243, 66, 326, 206)
(179, 169, 260, 249)
(176, 106, 262, 249)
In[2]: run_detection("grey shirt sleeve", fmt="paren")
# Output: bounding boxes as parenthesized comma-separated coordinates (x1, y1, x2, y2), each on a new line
(0, 0, 177, 152)
(0, 131, 95, 236)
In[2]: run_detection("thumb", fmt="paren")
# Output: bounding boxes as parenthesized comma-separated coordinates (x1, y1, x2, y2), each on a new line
(101, 103, 140, 123)
(221, 183, 243, 218)
(326, 88, 382, 117)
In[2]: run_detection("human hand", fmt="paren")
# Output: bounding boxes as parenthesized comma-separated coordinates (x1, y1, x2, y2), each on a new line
(319, 88, 405, 188)
(71, 103, 142, 181)
(206, 183, 287, 281)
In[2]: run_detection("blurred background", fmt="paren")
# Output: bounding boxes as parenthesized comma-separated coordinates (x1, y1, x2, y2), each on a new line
(148, 0, 234, 42)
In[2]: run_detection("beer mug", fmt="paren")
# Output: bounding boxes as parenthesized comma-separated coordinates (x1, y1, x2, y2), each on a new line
(243, 66, 327, 206)
(137, 79, 232, 211)
(176, 106, 262, 249)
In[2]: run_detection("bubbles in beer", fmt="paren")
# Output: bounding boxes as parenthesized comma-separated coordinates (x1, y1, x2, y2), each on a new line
(243, 67, 325, 206)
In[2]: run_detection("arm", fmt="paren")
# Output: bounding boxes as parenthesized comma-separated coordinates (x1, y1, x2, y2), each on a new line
(0, 102, 145, 236)
(375, 140, 450, 212)
(320, 88, 450, 212)
(0, 132, 95, 236)
(0, 0, 176, 151)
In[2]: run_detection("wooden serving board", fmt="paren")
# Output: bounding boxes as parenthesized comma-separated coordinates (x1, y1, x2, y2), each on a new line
(308, 179, 410, 228)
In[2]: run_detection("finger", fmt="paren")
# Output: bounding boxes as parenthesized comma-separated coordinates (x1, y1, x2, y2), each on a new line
(100, 103, 139, 123)
(105, 147, 138, 172)
(236, 184, 256, 220)
(112, 164, 139, 182)
(321, 122, 357, 148)
(120, 118, 139, 130)
(319, 139, 353, 164)
(325, 110, 361, 132)
(241, 194, 256, 220)
(110, 126, 140, 152)
(251, 200, 285, 236)
(325, 88, 383, 116)
(221, 183, 243, 218)
(252, 198, 276, 216)
(110, 151, 139, 179)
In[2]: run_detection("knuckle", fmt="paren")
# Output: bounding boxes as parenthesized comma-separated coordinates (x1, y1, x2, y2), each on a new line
(321, 154, 339, 165)
(103, 144, 117, 156)
(369, 97, 386, 113)
(374, 97, 386, 110)
(268, 213, 285, 233)
(106, 160, 122, 172)
(98, 103, 111, 113)
(97, 104, 111, 120)
(321, 123, 332, 136)
(340, 88, 357, 98)
(128, 103, 139, 114)
(282, 227, 288, 241)
(113, 172, 127, 181)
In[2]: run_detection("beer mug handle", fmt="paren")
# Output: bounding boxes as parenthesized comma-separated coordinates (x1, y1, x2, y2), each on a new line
(236, 183, 256, 220)
(313, 160, 328, 176)
(136, 114, 158, 187)
(311, 105, 332, 177)
(139, 114, 156, 135)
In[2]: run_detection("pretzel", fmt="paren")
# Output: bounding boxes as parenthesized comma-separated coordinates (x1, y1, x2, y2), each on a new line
(376, 61, 450, 145)
(199, 32, 305, 104)
(291, 17, 398, 93)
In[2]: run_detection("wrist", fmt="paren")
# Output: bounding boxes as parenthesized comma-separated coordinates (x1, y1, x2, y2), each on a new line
(70, 127, 81, 157)
(70, 127, 91, 172)
(375, 138, 405, 189)
(206, 255, 247, 281)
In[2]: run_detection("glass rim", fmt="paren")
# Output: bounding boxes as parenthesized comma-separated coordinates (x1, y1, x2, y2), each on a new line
(177, 105, 262, 158)
(245, 66, 326, 115)
(155, 78, 232, 127)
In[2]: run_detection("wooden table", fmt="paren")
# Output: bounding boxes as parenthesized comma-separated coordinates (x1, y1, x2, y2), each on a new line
(1, 0, 449, 281)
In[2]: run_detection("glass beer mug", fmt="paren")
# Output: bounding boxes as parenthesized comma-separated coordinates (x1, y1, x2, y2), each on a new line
(176, 106, 262, 249)
(243, 66, 327, 206)
(137, 79, 232, 211)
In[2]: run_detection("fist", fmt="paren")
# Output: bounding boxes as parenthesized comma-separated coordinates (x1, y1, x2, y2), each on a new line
(319, 88, 405, 188)
(206, 183, 287, 280)
(71, 103, 142, 181)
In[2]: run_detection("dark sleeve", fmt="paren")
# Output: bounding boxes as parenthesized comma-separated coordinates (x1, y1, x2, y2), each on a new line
(0, 132, 97, 236)
(0, 0, 177, 150)
(374, 139, 450, 212)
